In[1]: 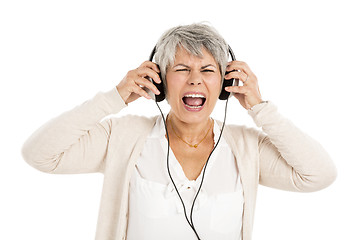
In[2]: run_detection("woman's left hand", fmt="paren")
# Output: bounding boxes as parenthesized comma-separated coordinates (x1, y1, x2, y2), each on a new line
(225, 61, 263, 110)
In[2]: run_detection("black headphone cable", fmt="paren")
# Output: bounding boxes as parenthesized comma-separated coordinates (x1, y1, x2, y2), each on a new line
(155, 98, 229, 240)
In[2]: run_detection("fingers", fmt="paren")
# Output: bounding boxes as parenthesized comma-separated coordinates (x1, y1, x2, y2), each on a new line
(134, 75, 160, 96)
(137, 67, 161, 84)
(226, 61, 253, 76)
(224, 61, 262, 109)
(117, 60, 162, 104)
(225, 84, 261, 110)
(140, 60, 161, 73)
(225, 70, 249, 85)
(225, 61, 257, 86)
(130, 83, 152, 100)
(224, 85, 247, 94)
(138, 61, 161, 83)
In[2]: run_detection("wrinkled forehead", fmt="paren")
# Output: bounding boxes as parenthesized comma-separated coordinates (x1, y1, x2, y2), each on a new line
(170, 45, 219, 68)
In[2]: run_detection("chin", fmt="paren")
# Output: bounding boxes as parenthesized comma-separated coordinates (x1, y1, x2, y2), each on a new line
(173, 101, 215, 124)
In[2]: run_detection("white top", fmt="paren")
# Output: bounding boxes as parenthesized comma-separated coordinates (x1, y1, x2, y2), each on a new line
(126, 116, 244, 240)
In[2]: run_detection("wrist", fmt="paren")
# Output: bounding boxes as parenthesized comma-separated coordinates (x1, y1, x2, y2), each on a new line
(116, 85, 128, 104)
(249, 100, 268, 111)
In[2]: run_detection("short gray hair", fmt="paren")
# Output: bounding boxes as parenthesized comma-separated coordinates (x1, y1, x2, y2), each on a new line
(154, 23, 229, 91)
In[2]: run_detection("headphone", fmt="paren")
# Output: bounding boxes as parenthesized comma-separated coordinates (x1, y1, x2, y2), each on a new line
(148, 45, 236, 240)
(148, 45, 237, 101)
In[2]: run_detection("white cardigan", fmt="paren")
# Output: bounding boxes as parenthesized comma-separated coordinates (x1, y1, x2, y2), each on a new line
(127, 116, 243, 239)
(21, 87, 337, 240)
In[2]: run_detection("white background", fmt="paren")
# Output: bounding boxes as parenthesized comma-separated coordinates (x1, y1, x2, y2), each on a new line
(1, 0, 359, 239)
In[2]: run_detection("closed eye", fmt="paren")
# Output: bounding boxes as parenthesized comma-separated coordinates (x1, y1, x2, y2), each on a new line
(175, 69, 189, 72)
(202, 69, 215, 73)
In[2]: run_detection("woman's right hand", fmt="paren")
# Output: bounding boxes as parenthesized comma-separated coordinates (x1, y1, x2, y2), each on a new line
(116, 61, 162, 104)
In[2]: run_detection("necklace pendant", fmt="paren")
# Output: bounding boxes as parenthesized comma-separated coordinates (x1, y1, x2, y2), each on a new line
(193, 144, 198, 148)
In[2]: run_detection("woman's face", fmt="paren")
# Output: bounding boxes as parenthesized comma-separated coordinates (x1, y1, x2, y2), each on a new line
(165, 46, 222, 124)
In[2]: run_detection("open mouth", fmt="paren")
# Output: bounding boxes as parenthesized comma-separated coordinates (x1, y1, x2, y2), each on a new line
(182, 93, 206, 109)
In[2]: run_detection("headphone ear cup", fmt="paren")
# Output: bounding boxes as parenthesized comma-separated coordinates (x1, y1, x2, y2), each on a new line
(153, 65, 166, 102)
(219, 45, 237, 100)
(218, 74, 234, 100)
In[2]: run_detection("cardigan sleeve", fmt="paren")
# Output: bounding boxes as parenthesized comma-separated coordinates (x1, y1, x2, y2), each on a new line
(248, 102, 337, 192)
(21, 87, 127, 174)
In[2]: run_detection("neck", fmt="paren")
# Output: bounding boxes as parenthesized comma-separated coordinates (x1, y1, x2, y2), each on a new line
(167, 112, 213, 144)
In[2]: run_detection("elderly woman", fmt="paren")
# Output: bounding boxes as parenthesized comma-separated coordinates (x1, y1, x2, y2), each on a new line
(22, 23, 336, 240)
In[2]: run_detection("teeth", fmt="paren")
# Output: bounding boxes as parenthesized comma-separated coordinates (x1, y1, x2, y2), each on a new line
(182, 93, 206, 109)
(185, 94, 205, 98)
(184, 104, 203, 109)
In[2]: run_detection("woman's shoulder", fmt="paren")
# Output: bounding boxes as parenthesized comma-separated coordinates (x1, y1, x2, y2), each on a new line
(107, 114, 158, 129)
(97, 115, 158, 139)
(218, 121, 264, 141)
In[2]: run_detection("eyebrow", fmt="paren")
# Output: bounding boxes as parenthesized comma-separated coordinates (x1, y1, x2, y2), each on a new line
(201, 64, 217, 69)
(173, 64, 190, 68)
(173, 64, 217, 69)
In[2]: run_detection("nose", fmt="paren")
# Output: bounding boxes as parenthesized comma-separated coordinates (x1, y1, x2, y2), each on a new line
(187, 71, 203, 86)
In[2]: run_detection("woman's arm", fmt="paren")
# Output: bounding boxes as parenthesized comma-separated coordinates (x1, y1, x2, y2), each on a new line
(225, 60, 336, 191)
(21, 87, 126, 174)
(250, 102, 337, 192)
(22, 60, 160, 174)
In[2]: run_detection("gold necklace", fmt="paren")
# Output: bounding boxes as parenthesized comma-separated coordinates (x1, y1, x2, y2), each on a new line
(168, 118, 213, 148)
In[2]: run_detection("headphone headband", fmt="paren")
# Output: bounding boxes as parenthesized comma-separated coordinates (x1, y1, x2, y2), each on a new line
(149, 45, 236, 64)
(149, 45, 237, 102)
